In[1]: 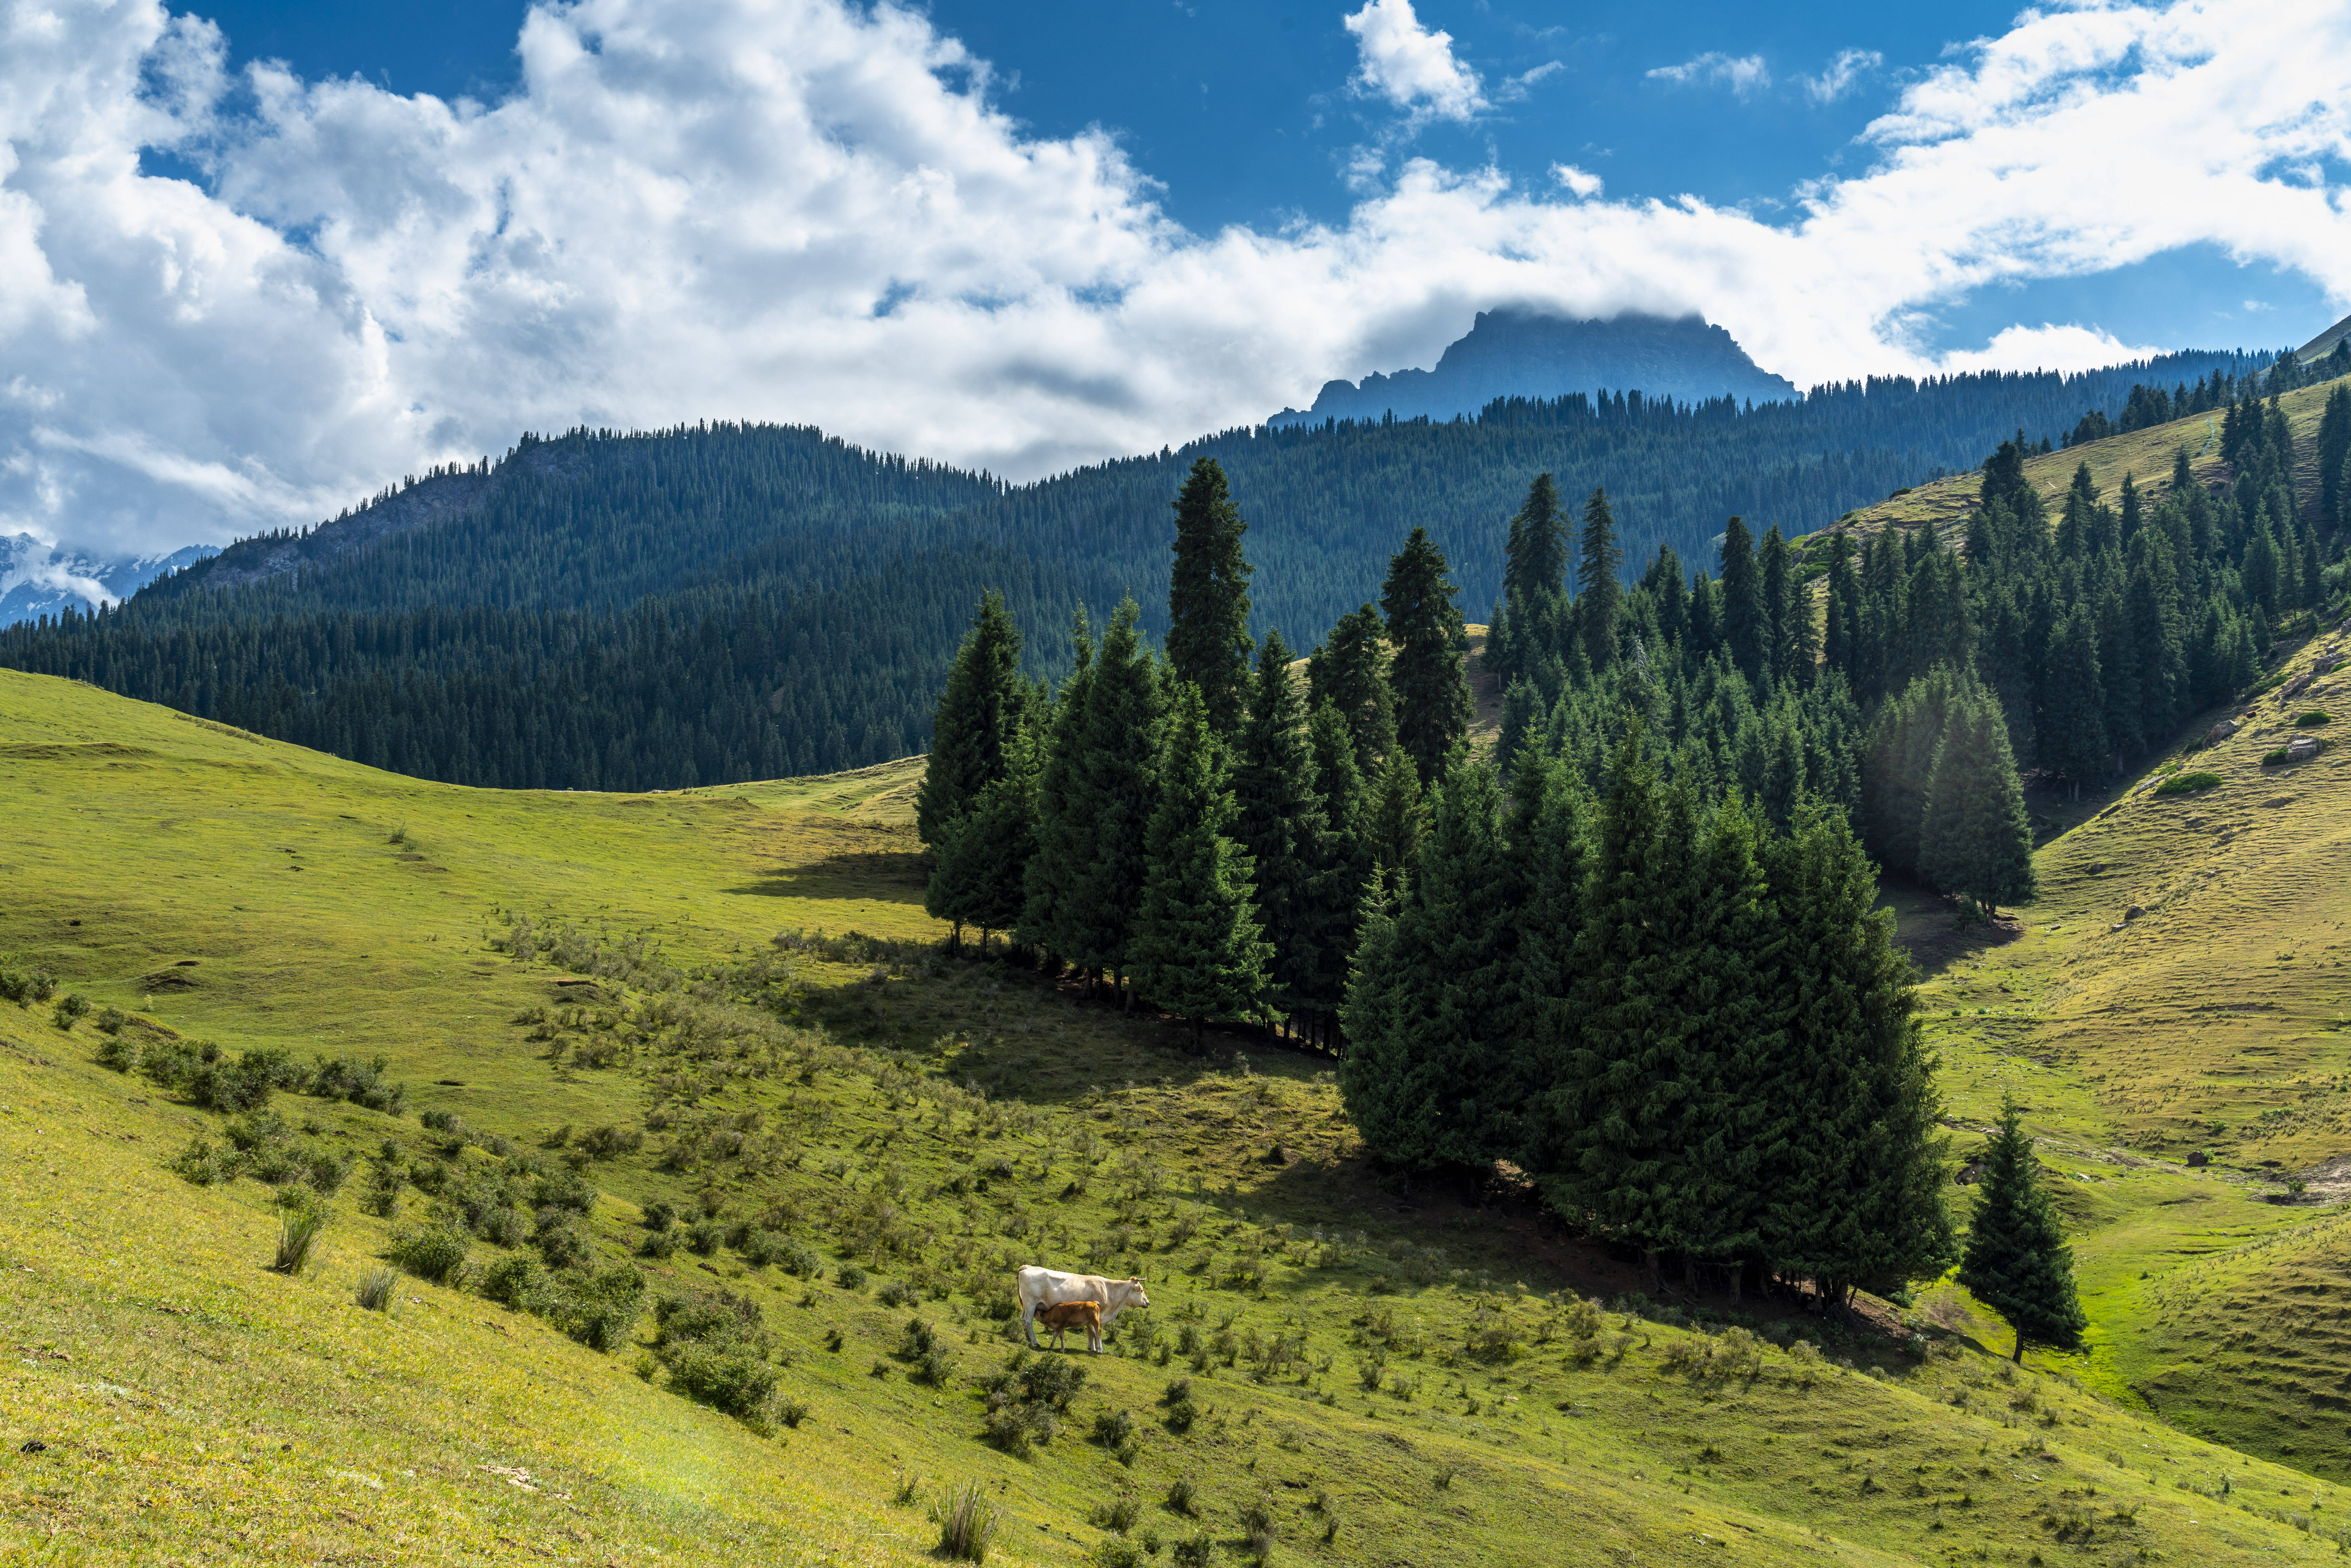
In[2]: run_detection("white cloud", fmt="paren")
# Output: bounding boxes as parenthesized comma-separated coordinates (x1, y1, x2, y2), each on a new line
(1342, 0, 1487, 122)
(1, 0, 2349, 567)
(1647, 52, 1772, 100)
(1932, 322, 2169, 375)
(1552, 164, 1604, 199)
(1801, 48, 1883, 105)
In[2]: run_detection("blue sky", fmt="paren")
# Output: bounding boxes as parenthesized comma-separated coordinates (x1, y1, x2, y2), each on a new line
(179, 0, 2334, 359)
(4, 0, 2346, 567)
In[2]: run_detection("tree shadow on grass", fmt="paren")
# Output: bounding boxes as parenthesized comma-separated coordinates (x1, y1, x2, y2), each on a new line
(1878, 875, 2024, 979)
(721, 849, 929, 905)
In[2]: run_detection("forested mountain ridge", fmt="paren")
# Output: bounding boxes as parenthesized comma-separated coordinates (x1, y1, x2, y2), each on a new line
(1810, 346, 2351, 562)
(139, 422, 1008, 616)
(0, 346, 2291, 791)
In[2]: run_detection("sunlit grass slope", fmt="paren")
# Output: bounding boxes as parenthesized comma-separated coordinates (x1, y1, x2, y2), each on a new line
(1806, 373, 2347, 552)
(7, 669, 2351, 1565)
(1902, 620, 2351, 1480)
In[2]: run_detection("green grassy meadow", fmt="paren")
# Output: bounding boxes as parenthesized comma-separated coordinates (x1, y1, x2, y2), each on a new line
(8, 663, 2351, 1565)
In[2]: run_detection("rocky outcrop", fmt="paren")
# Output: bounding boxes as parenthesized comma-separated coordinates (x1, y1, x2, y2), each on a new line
(1270, 309, 1800, 427)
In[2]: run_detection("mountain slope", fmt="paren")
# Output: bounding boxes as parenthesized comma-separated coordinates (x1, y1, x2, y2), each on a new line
(1809, 370, 2345, 557)
(1270, 310, 1800, 425)
(0, 537, 216, 628)
(1895, 619, 2351, 1477)
(0, 350, 2271, 792)
(8, 668, 2351, 1565)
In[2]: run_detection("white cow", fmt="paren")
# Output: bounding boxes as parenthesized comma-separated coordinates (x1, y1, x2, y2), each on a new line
(1016, 1265, 1149, 1352)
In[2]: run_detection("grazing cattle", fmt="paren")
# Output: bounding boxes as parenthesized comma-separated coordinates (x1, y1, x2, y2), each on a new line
(1034, 1299, 1103, 1352)
(1016, 1265, 1149, 1352)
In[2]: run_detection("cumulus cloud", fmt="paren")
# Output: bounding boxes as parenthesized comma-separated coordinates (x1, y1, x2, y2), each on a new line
(1552, 164, 1605, 199)
(1342, 0, 1487, 122)
(1932, 322, 2170, 375)
(1647, 52, 1772, 100)
(1802, 48, 1883, 105)
(1, 0, 2349, 569)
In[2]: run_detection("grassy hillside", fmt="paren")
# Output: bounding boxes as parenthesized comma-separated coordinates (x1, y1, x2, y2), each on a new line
(1895, 616, 2351, 1482)
(1805, 373, 2346, 554)
(9, 670, 2351, 1565)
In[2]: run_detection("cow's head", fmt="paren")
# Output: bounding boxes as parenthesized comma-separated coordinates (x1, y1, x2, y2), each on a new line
(1113, 1276, 1150, 1313)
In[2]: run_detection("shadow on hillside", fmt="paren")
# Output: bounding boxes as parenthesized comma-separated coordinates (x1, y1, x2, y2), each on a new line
(723, 849, 927, 904)
(1880, 876, 2023, 978)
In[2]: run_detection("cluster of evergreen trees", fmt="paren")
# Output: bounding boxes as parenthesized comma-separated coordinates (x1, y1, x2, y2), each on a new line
(1343, 724, 1954, 1303)
(918, 457, 1475, 1048)
(1822, 389, 2341, 794)
(920, 460, 1961, 1300)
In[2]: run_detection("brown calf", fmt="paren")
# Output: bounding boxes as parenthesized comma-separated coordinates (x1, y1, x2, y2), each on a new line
(1033, 1298, 1104, 1353)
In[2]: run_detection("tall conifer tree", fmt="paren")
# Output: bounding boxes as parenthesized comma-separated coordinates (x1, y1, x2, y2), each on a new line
(1382, 526, 1472, 783)
(1958, 1096, 2087, 1362)
(1917, 684, 2037, 916)
(1307, 605, 1398, 777)
(1018, 611, 1096, 965)
(917, 591, 1029, 850)
(1719, 517, 1767, 681)
(1129, 682, 1273, 1040)
(1232, 631, 1327, 1022)
(1338, 759, 1521, 1167)
(1756, 801, 1956, 1304)
(926, 726, 1038, 954)
(1575, 487, 1625, 673)
(1067, 597, 1164, 991)
(1504, 474, 1570, 612)
(1165, 456, 1255, 734)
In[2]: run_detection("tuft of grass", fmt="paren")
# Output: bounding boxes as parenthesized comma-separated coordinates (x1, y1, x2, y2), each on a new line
(271, 1201, 326, 1275)
(929, 1479, 997, 1563)
(354, 1267, 397, 1312)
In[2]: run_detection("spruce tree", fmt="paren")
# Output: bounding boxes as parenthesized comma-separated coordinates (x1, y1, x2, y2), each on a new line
(1500, 752, 1587, 1176)
(916, 591, 1029, 850)
(1166, 456, 1255, 735)
(1298, 699, 1371, 1040)
(1504, 472, 1570, 600)
(1338, 758, 1521, 1168)
(1232, 631, 1326, 1023)
(926, 727, 1038, 955)
(1719, 517, 1767, 681)
(1128, 681, 1273, 1041)
(2039, 609, 2109, 794)
(1760, 525, 1793, 682)
(1574, 487, 1625, 673)
(1860, 664, 1968, 879)
(1306, 604, 1397, 777)
(1365, 744, 1428, 886)
(1017, 611, 1097, 966)
(1548, 718, 1694, 1270)
(1756, 800, 1956, 1304)
(1958, 1096, 2087, 1361)
(1066, 597, 1164, 992)
(1918, 684, 2037, 916)
(1382, 526, 1472, 784)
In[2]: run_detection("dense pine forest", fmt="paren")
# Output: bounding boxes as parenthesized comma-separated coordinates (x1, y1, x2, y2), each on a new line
(0, 345, 2301, 790)
(915, 354, 2349, 1292)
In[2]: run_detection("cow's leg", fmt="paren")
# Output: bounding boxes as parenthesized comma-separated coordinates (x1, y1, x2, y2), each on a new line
(1090, 1323, 1103, 1354)
(1021, 1302, 1040, 1349)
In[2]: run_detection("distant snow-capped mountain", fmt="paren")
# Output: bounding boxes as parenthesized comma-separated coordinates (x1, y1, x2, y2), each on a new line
(0, 536, 218, 628)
